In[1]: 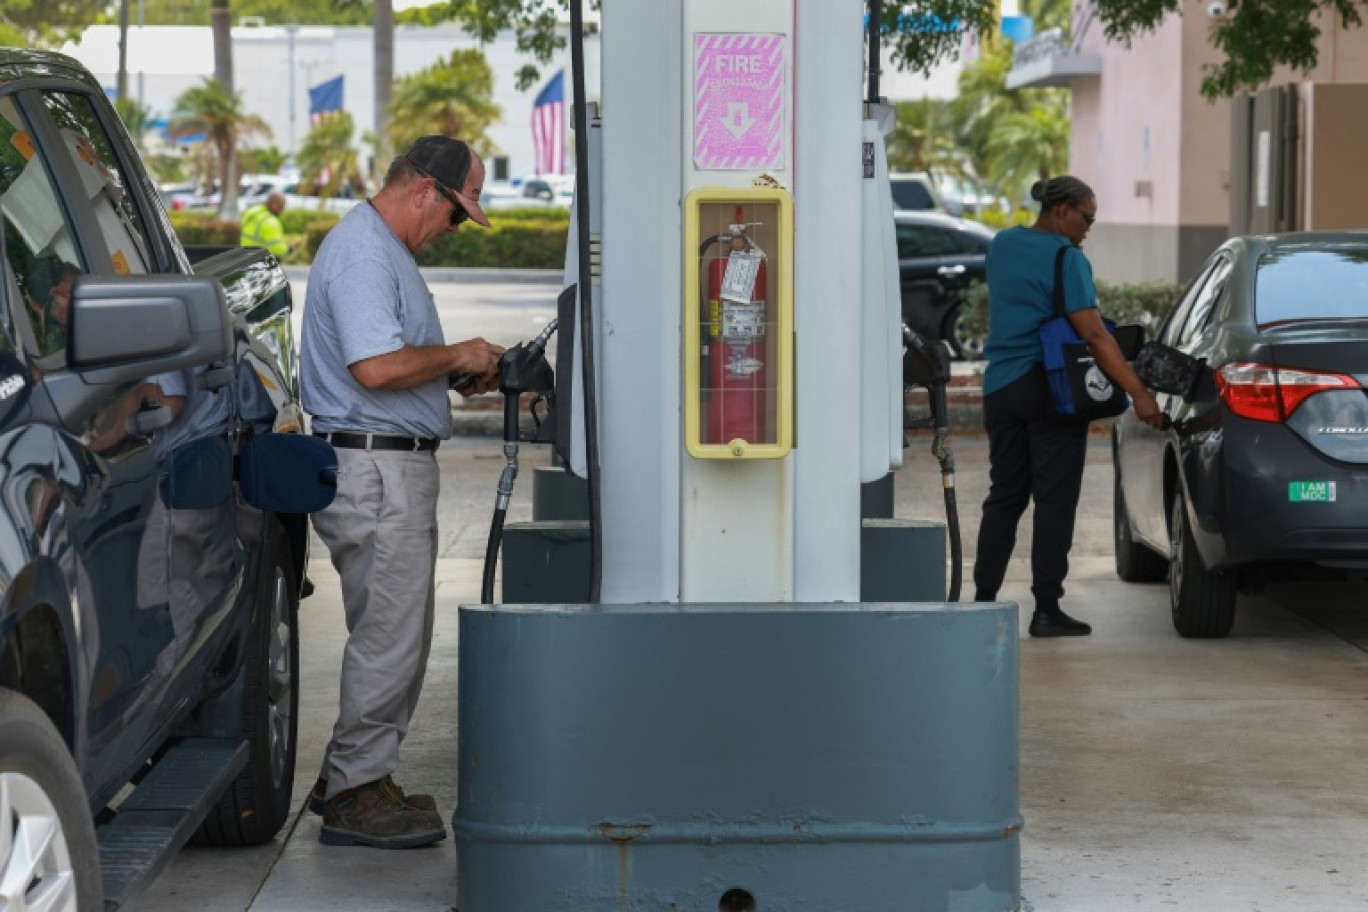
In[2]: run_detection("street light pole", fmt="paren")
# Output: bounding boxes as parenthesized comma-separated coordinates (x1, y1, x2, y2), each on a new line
(286, 25, 298, 155)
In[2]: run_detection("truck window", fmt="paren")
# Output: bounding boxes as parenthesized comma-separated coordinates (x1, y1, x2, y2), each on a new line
(0, 95, 88, 358)
(35, 91, 151, 277)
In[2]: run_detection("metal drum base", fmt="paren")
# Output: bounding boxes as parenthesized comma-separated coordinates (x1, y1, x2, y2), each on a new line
(454, 602, 1021, 911)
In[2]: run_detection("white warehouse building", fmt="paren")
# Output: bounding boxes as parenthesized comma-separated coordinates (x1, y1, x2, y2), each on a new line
(63, 22, 602, 182)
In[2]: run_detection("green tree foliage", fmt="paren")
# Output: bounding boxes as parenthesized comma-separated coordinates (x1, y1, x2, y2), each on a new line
(169, 78, 271, 216)
(885, 98, 959, 179)
(400, 0, 573, 92)
(386, 49, 501, 156)
(106, 0, 369, 26)
(1090, 0, 1359, 97)
(297, 111, 364, 198)
(1, 0, 105, 45)
(113, 97, 154, 151)
(241, 144, 287, 174)
(985, 100, 1070, 189)
(941, 43, 1068, 204)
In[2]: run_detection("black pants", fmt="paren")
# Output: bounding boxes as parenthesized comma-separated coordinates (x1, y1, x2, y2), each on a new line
(973, 365, 1088, 612)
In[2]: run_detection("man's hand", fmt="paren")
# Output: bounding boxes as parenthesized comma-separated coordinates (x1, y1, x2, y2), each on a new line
(450, 338, 503, 394)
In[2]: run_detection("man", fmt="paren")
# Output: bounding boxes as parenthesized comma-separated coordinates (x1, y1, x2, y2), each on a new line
(300, 136, 503, 849)
(239, 190, 291, 259)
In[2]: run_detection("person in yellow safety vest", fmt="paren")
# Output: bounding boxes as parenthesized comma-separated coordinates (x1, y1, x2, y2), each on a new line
(239, 191, 292, 259)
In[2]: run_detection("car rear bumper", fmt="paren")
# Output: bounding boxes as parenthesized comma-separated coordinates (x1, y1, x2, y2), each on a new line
(1211, 416, 1368, 569)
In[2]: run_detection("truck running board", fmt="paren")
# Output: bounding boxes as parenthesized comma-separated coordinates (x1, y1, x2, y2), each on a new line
(97, 738, 248, 911)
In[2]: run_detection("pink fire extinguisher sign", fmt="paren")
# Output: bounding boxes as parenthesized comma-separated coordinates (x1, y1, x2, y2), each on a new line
(694, 33, 786, 171)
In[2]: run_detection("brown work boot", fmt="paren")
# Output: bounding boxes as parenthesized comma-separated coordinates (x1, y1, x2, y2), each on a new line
(378, 774, 438, 813)
(309, 775, 437, 815)
(318, 780, 446, 849)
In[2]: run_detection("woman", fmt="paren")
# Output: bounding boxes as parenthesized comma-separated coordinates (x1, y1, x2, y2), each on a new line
(973, 176, 1162, 637)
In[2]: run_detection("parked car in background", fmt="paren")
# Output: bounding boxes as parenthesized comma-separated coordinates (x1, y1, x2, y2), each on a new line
(483, 173, 574, 211)
(1113, 232, 1368, 638)
(888, 171, 947, 214)
(1, 48, 310, 909)
(895, 210, 994, 359)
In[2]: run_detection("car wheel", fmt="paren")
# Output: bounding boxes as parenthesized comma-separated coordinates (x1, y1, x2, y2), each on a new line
(0, 688, 103, 912)
(940, 304, 984, 362)
(1168, 489, 1237, 638)
(1114, 463, 1167, 582)
(193, 517, 299, 846)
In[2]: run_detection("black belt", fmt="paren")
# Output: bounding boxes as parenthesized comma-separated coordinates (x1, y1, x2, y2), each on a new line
(313, 431, 439, 452)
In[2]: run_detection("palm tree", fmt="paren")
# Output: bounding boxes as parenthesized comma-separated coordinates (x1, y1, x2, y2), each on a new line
(169, 78, 269, 217)
(113, 97, 154, 151)
(373, 0, 393, 178)
(385, 49, 501, 155)
(985, 101, 1071, 198)
(211, 0, 233, 91)
(297, 112, 364, 201)
(885, 98, 958, 178)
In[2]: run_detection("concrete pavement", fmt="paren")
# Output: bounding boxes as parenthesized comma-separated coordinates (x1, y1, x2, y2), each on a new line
(136, 428, 1368, 911)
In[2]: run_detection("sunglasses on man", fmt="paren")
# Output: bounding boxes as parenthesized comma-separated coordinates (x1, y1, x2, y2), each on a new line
(407, 159, 472, 227)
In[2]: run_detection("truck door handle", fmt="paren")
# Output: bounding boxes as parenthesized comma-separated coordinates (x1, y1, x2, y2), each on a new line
(937, 265, 967, 278)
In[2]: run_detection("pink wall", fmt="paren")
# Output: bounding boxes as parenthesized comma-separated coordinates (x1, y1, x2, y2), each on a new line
(1071, 6, 1183, 225)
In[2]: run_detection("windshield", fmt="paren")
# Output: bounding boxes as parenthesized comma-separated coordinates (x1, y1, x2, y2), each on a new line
(1257, 247, 1368, 327)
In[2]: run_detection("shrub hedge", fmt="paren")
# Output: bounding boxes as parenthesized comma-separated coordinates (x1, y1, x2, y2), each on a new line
(305, 215, 569, 268)
(959, 277, 1185, 355)
(168, 212, 239, 247)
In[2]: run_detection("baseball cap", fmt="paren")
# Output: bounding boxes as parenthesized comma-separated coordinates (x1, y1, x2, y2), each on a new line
(403, 135, 490, 227)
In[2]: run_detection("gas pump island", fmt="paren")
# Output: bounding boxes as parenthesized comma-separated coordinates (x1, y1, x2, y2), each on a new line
(454, 1, 1021, 908)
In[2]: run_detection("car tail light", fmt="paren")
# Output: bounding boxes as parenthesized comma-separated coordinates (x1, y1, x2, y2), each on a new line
(1216, 362, 1359, 422)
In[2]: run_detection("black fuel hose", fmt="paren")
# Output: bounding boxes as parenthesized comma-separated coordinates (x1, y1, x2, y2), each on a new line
(480, 391, 522, 605)
(934, 431, 961, 602)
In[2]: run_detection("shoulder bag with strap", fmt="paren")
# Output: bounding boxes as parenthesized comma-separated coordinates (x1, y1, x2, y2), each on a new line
(1038, 244, 1129, 424)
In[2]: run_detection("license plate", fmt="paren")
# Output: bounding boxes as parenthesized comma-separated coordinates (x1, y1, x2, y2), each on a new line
(1288, 481, 1336, 503)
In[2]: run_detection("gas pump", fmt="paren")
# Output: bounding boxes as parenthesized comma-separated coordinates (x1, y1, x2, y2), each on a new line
(453, 1, 1020, 907)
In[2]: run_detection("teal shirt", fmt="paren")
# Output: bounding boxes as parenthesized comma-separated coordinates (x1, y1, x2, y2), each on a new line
(981, 226, 1099, 395)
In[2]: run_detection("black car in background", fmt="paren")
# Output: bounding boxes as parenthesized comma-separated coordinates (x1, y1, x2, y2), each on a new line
(1113, 233, 1368, 638)
(895, 210, 994, 359)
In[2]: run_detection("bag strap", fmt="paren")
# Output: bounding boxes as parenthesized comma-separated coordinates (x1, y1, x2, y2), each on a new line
(1052, 244, 1070, 319)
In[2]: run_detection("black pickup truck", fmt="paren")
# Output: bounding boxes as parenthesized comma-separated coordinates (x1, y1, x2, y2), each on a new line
(0, 48, 313, 910)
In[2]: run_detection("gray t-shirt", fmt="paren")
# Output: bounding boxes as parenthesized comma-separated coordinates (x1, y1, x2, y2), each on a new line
(300, 202, 451, 438)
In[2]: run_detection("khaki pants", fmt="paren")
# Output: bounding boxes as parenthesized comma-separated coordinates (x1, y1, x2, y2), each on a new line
(312, 447, 439, 797)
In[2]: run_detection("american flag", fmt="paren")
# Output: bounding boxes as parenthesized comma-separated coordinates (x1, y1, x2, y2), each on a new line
(531, 70, 565, 175)
(308, 75, 344, 128)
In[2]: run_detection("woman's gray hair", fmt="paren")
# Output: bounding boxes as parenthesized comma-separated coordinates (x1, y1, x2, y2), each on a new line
(1030, 175, 1093, 211)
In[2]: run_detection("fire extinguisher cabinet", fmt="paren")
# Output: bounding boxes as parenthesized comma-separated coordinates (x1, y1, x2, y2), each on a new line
(684, 187, 794, 459)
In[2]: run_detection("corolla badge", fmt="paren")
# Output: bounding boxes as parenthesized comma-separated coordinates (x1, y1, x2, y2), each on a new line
(1316, 427, 1368, 435)
(1085, 365, 1114, 401)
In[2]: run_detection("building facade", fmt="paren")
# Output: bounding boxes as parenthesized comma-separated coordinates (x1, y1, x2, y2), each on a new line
(1010, 0, 1368, 283)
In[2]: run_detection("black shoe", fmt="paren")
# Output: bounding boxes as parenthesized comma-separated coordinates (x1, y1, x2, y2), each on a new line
(1028, 609, 1092, 637)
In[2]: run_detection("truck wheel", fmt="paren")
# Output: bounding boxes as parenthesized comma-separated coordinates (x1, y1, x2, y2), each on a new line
(1169, 489, 1237, 638)
(194, 517, 299, 846)
(1114, 466, 1167, 582)
(0, 688, 103, 912)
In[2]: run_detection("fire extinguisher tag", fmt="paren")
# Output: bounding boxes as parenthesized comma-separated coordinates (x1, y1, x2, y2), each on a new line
(720, 249, 763, 304)
(721, 301, 766, 342)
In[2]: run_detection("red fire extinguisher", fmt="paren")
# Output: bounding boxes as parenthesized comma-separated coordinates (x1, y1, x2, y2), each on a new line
(704, 224, 768, 445)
